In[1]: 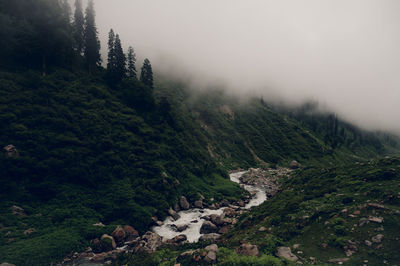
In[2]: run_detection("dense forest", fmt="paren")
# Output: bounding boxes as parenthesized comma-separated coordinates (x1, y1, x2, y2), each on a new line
(0, 1, 399, 265)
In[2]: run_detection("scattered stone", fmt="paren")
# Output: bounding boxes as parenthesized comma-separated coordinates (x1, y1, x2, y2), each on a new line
(368, 216, 383, 223)
(328, 258, 349, 264)
(93, 222, 105, 227)
(358, 218, 369, 227)
(276, 246, 298, 261)
(236, 243, 260, 257)
(11, 205, 26, 217)
(371, 234, 384, 243)
(289, 160, 301, 169)
(200, 221, 218, 234)
(23, 228, 35, 235)
(367, 203, 387, 210)
(179, 196, 190, 210)
(3, 145, 19, 158)
(205, 244, 218, 252)
(199, 233, 221, 242)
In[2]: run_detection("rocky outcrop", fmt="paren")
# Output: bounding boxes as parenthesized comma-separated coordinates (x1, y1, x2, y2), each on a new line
(276, 246, 298, 261)
(166, 234, 187, 245)
(235, 243, 260, 256)
(200, 221, 218, 234)
(11, 205, 26, 217)
(180, 196, 190, 210)
(3, 145, 19, 158)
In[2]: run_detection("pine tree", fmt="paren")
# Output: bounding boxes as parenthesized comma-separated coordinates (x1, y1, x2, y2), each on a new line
(114, 34, 126, 80)
(140, 58, 154, 88)
(127, 46, 137, 79)
(83, 0, 101, 74)
(73, 0, 84, 54)
(107, 29, 115, 71)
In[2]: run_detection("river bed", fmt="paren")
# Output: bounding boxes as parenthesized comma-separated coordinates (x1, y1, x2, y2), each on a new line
(152, 170, 267, 242)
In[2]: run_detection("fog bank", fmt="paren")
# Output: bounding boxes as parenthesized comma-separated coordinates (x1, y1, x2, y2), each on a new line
(91, 0, 400, 133)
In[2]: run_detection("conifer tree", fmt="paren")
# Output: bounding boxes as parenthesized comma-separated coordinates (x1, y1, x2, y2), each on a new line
(83, 0, 101, 74)
(114, 34, 126, 80)
(140, 58, 154, 88)
(73, 0, 84, 54)
(127, 46, 137, 78)
(107, 29, 116, 71)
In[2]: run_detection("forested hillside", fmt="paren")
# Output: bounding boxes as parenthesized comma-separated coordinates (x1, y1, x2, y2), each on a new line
(0, 0, 399, 265)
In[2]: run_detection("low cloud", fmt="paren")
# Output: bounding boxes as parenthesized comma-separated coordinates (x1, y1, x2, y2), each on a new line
(91, 0, 400, 133)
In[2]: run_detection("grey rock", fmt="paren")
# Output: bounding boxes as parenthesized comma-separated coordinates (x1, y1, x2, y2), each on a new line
(204, 251, 217, 263)
(200, 221, 218, 234)
(205, 244, 218, 252)
(3, 145, 19, 158)
(179, 196, 190, 210)
(194, 200, 203, 209)
(372, 234, 384, 243)
(276, 246, 298, 261)
(236, 243, 260, 257)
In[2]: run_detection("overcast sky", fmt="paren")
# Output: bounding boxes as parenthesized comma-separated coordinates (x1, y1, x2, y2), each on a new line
(88, 0, 400, 133)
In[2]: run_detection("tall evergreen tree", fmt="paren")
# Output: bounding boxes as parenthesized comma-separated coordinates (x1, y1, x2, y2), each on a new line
(107, 29, 115, 71)
(73, 0, 84, 54)
(140, 58, 154, 88)
(83, 0, 101, 74)
(114, 34, 126, 80)
(127, 46, 137, 78)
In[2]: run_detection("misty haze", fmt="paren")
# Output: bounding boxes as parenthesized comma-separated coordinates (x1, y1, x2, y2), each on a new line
(0, 1, 400, 265)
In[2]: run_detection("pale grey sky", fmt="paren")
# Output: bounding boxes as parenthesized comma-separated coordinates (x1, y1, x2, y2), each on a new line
(88, 0, 400, 133)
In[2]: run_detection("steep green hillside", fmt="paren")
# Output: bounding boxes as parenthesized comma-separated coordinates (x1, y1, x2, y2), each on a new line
(224, 157, 400, 265)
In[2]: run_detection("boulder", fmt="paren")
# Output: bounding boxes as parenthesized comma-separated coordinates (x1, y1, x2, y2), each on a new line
(3, 145, 19, 158)
(368, 216, 383, 223)
(372, 234, 384, 243)
(276, 246, 298, 261)
(93, 222, 105, 227)
(167, 234, 187, 245)
(100, 234, 117, 251)
(236, 243, 260, 257)
(112, 226, 126, 246)
(169, 208, 181, 221)
(176, 224, 189, 232)
(0, 263, 16, 266)
(134, 231, 162, 254)
(23, 228, 35, 235)
(180, 196, 190, 210)
(194, 200, 203, 209)
(205, 244, 218, 252)
(218, 226, 229, 234)
(11, 205, 26, 217)
(199, 233, 221, 242)
(328, 258, 349, 264)
(259, 226, 267, 232)
(365, 240, 372, 246)
(289, 160, 301, 169)
(204, 251, 217, 263)
(124, 225, 139, 240)
(200, 221, 218, 234)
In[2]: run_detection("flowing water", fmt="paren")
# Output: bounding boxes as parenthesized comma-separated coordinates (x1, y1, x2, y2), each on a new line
(152, 170, 267, 242)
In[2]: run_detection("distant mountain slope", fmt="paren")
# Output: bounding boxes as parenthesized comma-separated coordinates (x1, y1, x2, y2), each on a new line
(0, 69, 398, 264)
